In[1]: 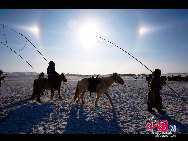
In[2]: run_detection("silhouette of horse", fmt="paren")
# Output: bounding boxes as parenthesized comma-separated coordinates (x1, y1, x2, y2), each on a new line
(30, 73, 67, 103)
(73, 73, 124, 107)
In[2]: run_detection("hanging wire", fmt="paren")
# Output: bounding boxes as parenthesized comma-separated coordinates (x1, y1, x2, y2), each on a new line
(96, 36, 152, 73)
(0, 23, 50, 73)
(0, 24, 48, 62)
(96, 36, 188, 105)
(0, 41, 37, 72)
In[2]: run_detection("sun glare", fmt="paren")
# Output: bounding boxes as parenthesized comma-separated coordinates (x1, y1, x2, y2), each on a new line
(138, 27, 149, 37)
(31, 26, 40, 35)
(78, 22, 102, 48)
(28, 25, 40, 39)
(18, 24, 41, 40)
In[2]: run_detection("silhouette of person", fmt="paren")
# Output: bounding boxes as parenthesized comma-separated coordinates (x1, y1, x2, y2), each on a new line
(47, 61, 59, 90)
(147, 69, 166, 115)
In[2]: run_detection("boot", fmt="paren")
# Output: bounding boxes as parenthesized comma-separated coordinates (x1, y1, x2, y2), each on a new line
(148, 106, 155, 113)
(157, 109, 166, 115)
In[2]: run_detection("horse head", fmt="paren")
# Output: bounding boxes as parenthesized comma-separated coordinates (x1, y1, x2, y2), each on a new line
(112, 73, 124, 85)
(60, 72, 67, 82)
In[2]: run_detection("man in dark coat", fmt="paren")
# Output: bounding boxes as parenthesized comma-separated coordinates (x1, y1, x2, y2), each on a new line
(47, 61, 60, 90)
(147, 69, 166, 115)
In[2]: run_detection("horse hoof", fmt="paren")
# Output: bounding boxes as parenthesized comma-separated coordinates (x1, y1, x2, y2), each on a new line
(82, 101, 85, 104)
(29, 98, 34, 101)
(59, 96, 63, 100)
(37, 100, 41, 103)
(76, 100, 79, 103)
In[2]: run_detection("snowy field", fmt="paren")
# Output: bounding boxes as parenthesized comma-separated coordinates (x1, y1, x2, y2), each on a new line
(0, 72, 187, 134)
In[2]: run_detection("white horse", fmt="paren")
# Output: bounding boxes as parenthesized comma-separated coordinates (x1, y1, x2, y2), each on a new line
(73, 73, 124, 107)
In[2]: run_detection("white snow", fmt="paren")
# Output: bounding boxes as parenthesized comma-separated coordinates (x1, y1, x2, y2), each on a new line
(0, 73, 187, 134)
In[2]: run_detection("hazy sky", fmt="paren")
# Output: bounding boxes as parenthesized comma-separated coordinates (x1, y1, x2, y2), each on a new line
(0, 9, 188, 74)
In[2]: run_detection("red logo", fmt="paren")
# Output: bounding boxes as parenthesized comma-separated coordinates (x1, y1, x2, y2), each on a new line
(147, 120, 168, 132)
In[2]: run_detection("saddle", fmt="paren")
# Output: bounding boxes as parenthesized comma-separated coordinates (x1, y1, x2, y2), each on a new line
(88, 75, 100, 93)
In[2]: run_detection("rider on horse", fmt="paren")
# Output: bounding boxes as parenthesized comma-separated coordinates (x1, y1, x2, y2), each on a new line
(47, 61, 60, 90)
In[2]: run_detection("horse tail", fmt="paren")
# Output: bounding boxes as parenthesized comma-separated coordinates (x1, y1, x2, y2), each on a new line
(30, 79, 39, 99)
(34, 79, 39, 94)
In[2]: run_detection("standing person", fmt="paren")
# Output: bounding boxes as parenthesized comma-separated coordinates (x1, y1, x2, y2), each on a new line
(47, 61, 60, 90)
(0, 70, 6, 87)
(147, 69, 166, 115)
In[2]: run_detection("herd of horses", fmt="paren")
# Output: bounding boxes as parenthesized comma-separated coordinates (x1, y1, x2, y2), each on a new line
(30, 72, 187, 107)
(167, 75, 188, 81)
(30, 72, 124, 107)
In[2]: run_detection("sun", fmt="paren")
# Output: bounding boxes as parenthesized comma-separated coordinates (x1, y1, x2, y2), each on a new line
(78, 22, 102, 48)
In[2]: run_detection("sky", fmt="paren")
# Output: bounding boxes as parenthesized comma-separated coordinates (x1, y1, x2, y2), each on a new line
(0, 9, 188, 75)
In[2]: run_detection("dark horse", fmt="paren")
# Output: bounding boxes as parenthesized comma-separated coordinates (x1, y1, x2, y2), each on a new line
(30, 72, 67, 103)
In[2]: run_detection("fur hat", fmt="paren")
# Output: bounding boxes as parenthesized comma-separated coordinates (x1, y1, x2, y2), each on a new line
(154, 69, 161, 76)
(49, 61, 55, 66)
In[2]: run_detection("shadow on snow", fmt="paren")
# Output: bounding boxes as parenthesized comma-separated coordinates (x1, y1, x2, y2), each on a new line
(64, 104, 125, 134)
(0, 99, 54, 134)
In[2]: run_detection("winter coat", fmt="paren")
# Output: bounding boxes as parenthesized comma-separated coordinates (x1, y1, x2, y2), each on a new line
(147, 75, 165, 109)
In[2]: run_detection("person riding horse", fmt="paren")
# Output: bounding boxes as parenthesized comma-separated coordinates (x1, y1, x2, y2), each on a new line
(47, 61, 60, 90)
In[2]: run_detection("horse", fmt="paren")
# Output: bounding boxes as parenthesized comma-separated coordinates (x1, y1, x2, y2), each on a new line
(30, 72, 67, 103)
(73, 73, 124, 107)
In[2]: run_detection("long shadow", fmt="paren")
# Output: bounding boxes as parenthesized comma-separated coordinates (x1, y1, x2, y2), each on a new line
(0, 98, 30, 122)
(64, 104, 125, 134)
(150, 112, 188, 134)
(93, 108, 125, 134)
(0, 100, 54, 134)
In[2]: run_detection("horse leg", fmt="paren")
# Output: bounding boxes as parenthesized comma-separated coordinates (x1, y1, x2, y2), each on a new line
(30, 90, 36, 100)
(94, 93, 102, 107)
(51, 89, 54, 100)
(30, 79, 38, 100)
(73, 85, 80, 103)
(76, 94, 80, 103)
(36, 90, 42, 103)
(58, 88, 62, 100)
(104, 92, 114, 107)
(81, 90, 87, 104)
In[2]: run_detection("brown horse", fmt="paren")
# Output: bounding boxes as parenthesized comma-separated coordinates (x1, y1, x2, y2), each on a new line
(30, 73, 67, 103)
(73, 73, 124, 107)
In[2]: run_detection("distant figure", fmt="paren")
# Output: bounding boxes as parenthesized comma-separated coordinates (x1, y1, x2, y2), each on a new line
(147, 69, 166, 115)
(47, 61, 60, 90)
(0, 70, 6, 87)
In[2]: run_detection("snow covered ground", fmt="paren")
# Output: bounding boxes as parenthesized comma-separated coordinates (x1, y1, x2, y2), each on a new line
(0, 73, 187, 134)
